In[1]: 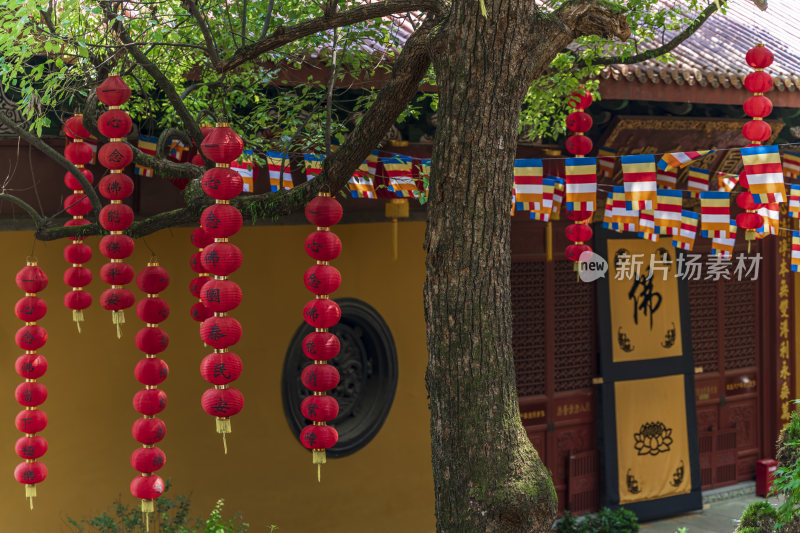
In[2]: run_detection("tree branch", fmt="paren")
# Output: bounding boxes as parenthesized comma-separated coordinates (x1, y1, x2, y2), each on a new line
(181, 0, 222, 67)
(0, 113, 102, 214)
(0, 193, 44, 228)
(575, 1, 718, 68)
(218, 0, 443, 73)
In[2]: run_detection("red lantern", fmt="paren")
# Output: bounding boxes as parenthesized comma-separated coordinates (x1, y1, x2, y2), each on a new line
(201, 242, 242, 276)
(299, 424, 339, 450)
(99, 203, 134, 231)
(63, 218, 91, 241)
(301, 395, 340, 422)
(65, 243, 92, 264)
(201, 167, 244, 200)
(97, 75, 132, 106)
(566, 244, 592, 262)
(100, 234, 135, 259)
(64, 116, 90, 140)
(98, 142, 134, 170)
(15, 296, 47, 322)
(135, 327, 169, 354)
(130, 447, 166, 474)
(305, 231, 342, 262)
(201, 204, 243, 239)
(191, 227, 214, 248)
(64, 291, 91, 315)
(302, 331, 341, 361)
(189, 276, 210, 298)
(565, 224, 593, 243)
(15, 409, 47, 434)
(200, 125, 244, 164)
(191, 302, 212, 322)
(134, 358, 169, 386)
(100, 262, 135, 285)
(303, 265, 341, 295)
(301, 364, 340, 392)
(566, 111, 592, 133)
(16, 265, 48, 293)
(64, 193, 92, 216)
(568, 89, 593, 109)
(130, 475, 165, 501)
(303, 299, 341, 329)
(100, 288, 135, 311)
(137, 265, 170, 294)
(64, 142, 93, 165)
(98, 174, 134, 200)
(136, 297, 170, 324)
(15, 354, 47, 379)
(98, 109, 133, 138)
(200, 278, 242, 313)
(132, 417, 166, 445)
(737, 192, 759, 210)
(746, 44, 774, 69)
(201, 387, 244, 417)
(63, 266, 92, 288)
(737, 212, 763, 230)
(64, 168, 94, 190)
(133, 389, 168, 415)
(14, 462, 47, 485)
(200, 316, 242, 349)
(743, 95, 773, 118)
(200, 352, 243, 385)
(742, 120, 772, 143)
(15, 436, 47, 460)
(16, 325, 47, 351)
(565, 135, 593, 156)
(744, 71, 773, 93)
(305, 195, 343, 227)
(15, 382, 47, 407)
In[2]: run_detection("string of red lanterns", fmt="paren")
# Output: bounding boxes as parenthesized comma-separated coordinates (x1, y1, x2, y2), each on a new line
(190, 124, 214, 326)
(62, 115, 94, 331)
(564, 89, 594, 271)
(300, 192, 343, 481)
(96, 75, 136, 337)
(130, 261, 170, 526)
(198, 122, 245, 452)
(13, 259, 49, 509)
(737, 44, 775, 248)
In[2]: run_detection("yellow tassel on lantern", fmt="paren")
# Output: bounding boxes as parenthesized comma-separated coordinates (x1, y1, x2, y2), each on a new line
(216, 417, 231, 455)
(112, 309, 125, 338)
(141, 499, 154, 531)
(26, 484, 36, 510)
(313, 449, 327, 482)
(73, 309, 84, 333)
(385, 199, 409, 261)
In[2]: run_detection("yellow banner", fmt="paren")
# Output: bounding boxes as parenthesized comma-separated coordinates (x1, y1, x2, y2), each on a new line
(608, 239, 683, 362)
(616, 374, 692, 504)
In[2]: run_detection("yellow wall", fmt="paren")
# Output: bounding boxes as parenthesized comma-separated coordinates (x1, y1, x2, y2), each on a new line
(0, 221, 434, 533)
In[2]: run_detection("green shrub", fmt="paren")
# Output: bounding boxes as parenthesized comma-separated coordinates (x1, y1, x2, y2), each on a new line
(734, 501, 778, 533)
(552, 507, 639, 533)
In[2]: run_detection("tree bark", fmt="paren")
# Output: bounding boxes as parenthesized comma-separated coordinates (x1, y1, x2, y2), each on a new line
(424, 2, 628, 531)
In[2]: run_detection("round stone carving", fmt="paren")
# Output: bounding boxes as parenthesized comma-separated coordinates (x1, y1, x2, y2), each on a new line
(282, 298, 398, 457)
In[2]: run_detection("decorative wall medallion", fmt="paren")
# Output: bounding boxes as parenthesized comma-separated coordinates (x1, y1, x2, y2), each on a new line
(282, 298, 398, 457)
(634, 421, 673, 456)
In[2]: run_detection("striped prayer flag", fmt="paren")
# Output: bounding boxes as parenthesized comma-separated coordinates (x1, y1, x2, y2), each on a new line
(304, 153, 325, 182)
(602, 192, 617, 231)
(621, 154, 657, 210)
(134, 134, 157, 178)
(654, 189, 683, 236)
(783, 152, 800, 180)
(657, 150, 713, 171)
(686, 166, 710, 196)
(638, 210, 658, 242)
(366, 150, 379, 175)
(267, 151, 292, 192)
(789, 184, 800, 218)
(565, 157, 597, 212)
(530, 177, 556, 222)
(717, 172, 739, 193)
(673, 210, 699, 251)
(742, 145, 786, 203)
(792, 231, 800, 272)
(514, 159, 544, 211)
(86, 137, 98, 165)
(711, 221, 737, 259)
(656, 168, 677, 189)
(699, 191, 730, 238)
(231, 151, 256, 193)
(757, 203, 780, 237)
(168, 139, 190, 162)
(551, 177, 565, 217)
(613, 185, 639, 232)
(597, 146, 616, 179)
(349, 154, 379, 198)
(382, 155, 418, 198)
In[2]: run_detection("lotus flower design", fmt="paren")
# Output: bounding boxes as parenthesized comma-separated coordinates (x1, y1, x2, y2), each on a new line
(633, 421, 673, 456)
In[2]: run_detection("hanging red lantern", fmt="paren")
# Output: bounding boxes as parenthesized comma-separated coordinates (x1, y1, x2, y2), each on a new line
(64, 168, 94, 190)
(97, 109, 133, 139)
(100, 262, 135, 285)
(742, 120, 772, 142)
(302, 331, 340, 361)
(133, 389, 168, 415)
(301, 364, 341, 391)
(13, 259, 49, 510)
(98, 173, 135, 200)
(132, 418, 166, 445)
(305, 231, 342, 262)
(134, 358, 169, 386)
(64, 142, 93, 166)
(736, 212, 763, 230)
(189, 276, 209, 298)
(135, 327, 169, 355)
(64, 116, 91, 140)
(98, 142, 134, 170)
(129, 475, 165, 501)
(743, 95, 773, 118)
(744, 71, 773, 93)
(64, 243, 92, 264)
(566, 111, 592, 133)
(64, 193, 92, 216)
(565, 135, 593, 155)
(746, 44, 774, 69)
(303, 264, 341, 295)
(305, 195, 343, 227)
(63, 267, 92, 288)
(565, 244, 592, 262)
(97, 75, 132, 106)
(198, 123, 246, 452)
(99, 203, 135, 231)
(299, 425, 339, 453)
(565, 223, 593, 243)
(130, 447, 166, 474)
(136, 297, 170, 324)
(301, 395, 340, 422)
(100, 234, 135, 260)
(568, 89, 593, 109)
(303, 298, 342, 329)
(136, 265, 170, 294)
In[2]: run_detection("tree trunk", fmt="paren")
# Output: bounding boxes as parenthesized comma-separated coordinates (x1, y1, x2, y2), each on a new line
(423, 2, 628, 531)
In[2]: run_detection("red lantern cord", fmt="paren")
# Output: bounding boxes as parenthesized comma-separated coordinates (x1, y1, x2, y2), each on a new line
(96, 76, 136, 337)
(14, 259, 49, 510)
(198, 122, 245, 453)
(63, 115, 94, 331)
(301, 192, 343, 481)
(131, 261, 169, 524)
(565, 89, 595, 273)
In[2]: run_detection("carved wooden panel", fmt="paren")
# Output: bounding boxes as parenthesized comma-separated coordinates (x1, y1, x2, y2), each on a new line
(723, 400, 757, 451)
(511, 261, 547, 396)
(554, 425, 595, 488)
(568, 450, 600, 514)
(688, 278, 720, 373)
(696, 405, 719, 433)
(553, 260, 596, 392)
(698, 431, 714, 489)
(723, 279, 758, 370)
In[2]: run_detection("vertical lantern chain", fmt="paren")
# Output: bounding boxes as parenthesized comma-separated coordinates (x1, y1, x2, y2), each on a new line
(737, 44, 775, 249)
(96, 75, 136, 337)
(198, 122, 245, 452)
(564, 89, 595, 277)
(190, 125, 215, 327)
(13, 259, 49, 509)
(301, 192, 344, 481)
(131, 261, 171, 528)
(62, 115, 95, 331)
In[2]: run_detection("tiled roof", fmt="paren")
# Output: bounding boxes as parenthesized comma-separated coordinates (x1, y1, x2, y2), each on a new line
(601, 0, 800, 91)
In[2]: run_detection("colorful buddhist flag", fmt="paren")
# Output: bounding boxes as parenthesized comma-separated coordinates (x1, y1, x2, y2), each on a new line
(789, 184, 800, 218)
(686, 166, 710, 196)
(792, 231, 800, 272)
(653, 189, 683, 236)
(638, 210, 658, 242)
(134, 134, 157, 178)
(757, 203, 780, 236)
(514, 159, 544, 211)
(717, 172, 739, 193)
(530, 177, 556, 222)
(551, 177, 565, 217)
(613, 185, 639, 232)
(86, 137, 98, 165)
(657, 150, 713, 171)
(699, 191, 730, 238)
(782, 152, 800, 180)
(711, 221, 737, 259)
(267, 151, 292, 192)
(382, 155, 418, 198)
(597, 146, 616, 179)
(742, 145, 786, 203)
(672, 210, 699, 251)
(656, 168, 677, 189)
(621, 154, 657, 210)
(602, 192, 617, 231)
(304, 153, 325, 182)
(366, 150, 379, 175)
(565, 157, 597, 212)
(231, 150, 256, 193)
(168, 139, 190, 162)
